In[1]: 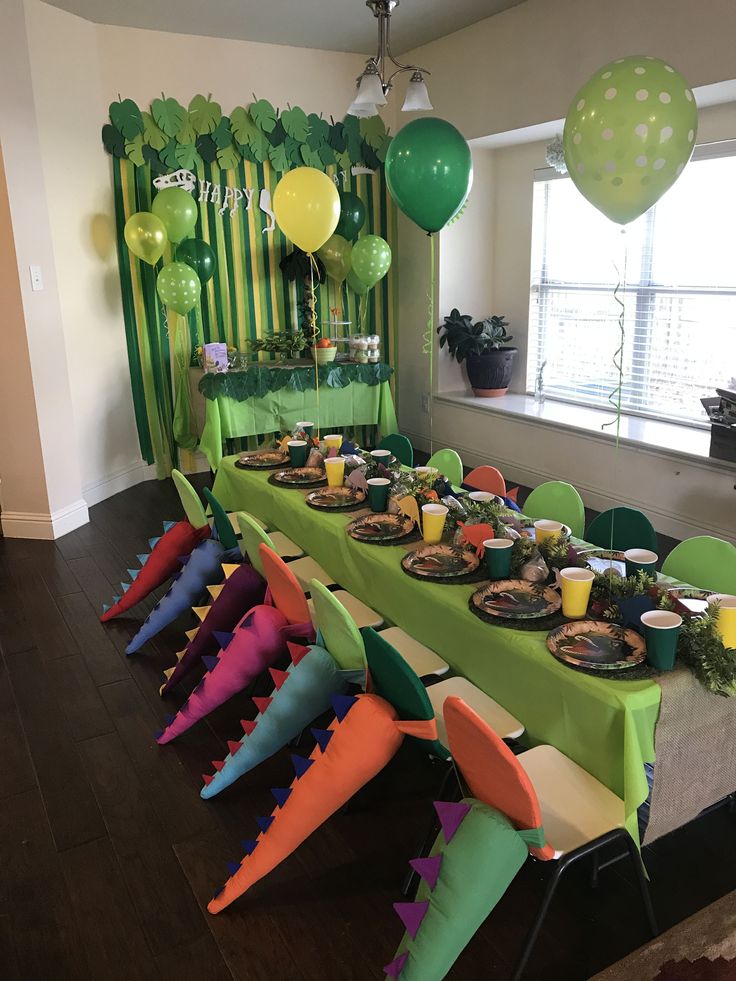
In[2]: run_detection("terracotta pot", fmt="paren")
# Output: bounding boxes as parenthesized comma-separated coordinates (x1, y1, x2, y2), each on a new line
(466, 348, 518, 397)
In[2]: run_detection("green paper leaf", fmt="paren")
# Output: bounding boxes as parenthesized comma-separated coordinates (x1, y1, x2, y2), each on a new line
(101, 123, 126, 158)
(307, 113, 330, 150)
(151, 97, 186, 138)
(216, 140, 241, 171)
(280, 106, 310, 142)
(318, 143, 336, 168)
(328, 122, 347, 153)
(142, 111, 168, 150)
(300, 145, 324, 169)
(188, 94, 222, 135)
(341, 114, 360, 141)
(376, 133, 392, 163)
(230, 106, 257, 145)
(361, 141, 381, 170)
(211, 115, 232, 150)
(250, 98, 278, 134)
(284, 136, 303, 165)
(267, 118, 287, 147)
(175, 142, 201, 170)
(237, 140, 256, 163)
(125, 133, 145, 166)
(287, 370, 309, 393)
(142, 143, 168, 174)
(196, 133, 218, 164)
(325, 365, 345, 388)
(268, 143, 290, 172)
(249, 130, 271, 164)
(110, 99, 143, 140)
(335, 148, 351, 174)
(359, 115, 387, 149)
(160, 140, 180, 169)
(175, 117, 197, 146)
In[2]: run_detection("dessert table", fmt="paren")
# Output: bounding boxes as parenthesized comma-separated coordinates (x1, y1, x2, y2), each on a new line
(196, 362, 399, 470)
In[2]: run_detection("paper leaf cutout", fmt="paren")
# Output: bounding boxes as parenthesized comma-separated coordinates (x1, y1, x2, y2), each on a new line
(319, 144, 337, 168)
(306, 113, 330, 150)
(175, 142, 201, 171)
(347, 469, 369, 492)
(300, 144, 323, 170)
(188, 94, 222, 135)
(101, 124, 126, 158)
(250, 98, 278, 134)
(211, 115, 233, 149)
(230, 106, 257, 146)
(216, 141, 241, 172)
(109, 99, 144, 140)
(397, 495, 420, 527)
(175, 117, 197, 146)
(151, 97, 186, 138)
(281, 106, 310, 142)
(196, 133, 218, 164)
(268, 143, 290, 173)
(125, 134, 145, 166)
(142, 111, 168, 150)
(359, 115, 387, 149)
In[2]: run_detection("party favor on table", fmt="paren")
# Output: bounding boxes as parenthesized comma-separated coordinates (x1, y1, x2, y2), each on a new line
(547, 621, 646, 671)
(578, 549, 627, 576)
(402, 544, 479, 580)
(471, 580, 561, 620)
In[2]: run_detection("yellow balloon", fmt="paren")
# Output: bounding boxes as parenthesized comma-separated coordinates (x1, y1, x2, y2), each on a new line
(273, 167, 340, 253)
(124, 211, 167, 266)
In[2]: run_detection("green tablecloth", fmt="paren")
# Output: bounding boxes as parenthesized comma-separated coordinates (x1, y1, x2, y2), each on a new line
(199, 380, 398, 470)
(211, 457, 660, 844)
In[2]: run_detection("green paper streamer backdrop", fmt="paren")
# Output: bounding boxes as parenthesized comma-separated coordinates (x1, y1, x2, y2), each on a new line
(107, 97, 400, 475)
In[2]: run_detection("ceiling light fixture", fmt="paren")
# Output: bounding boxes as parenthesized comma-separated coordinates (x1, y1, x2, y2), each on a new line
(347, 0, 433, 118)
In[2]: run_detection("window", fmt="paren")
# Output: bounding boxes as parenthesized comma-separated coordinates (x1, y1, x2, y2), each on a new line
(527, 143, 736, 427)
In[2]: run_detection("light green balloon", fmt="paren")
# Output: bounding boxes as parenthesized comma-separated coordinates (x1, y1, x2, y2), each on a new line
(317, 233, 352, 285)
(156, 261, 201, 315)
(563, 56, 698, 225)
(347, 268, 369, 296)
(350, 234, 391, 289)
(151, 187, 198, 243)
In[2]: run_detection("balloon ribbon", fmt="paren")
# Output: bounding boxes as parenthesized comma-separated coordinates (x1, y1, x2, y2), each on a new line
(423, 233, 436, 454)
(307, 252, 321, 438)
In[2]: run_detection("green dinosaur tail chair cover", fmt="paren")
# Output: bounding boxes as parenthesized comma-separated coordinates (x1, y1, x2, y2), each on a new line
(586, 507, 658, 553)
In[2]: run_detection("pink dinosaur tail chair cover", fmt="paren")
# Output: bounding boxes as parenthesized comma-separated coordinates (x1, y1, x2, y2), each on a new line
(156, 545, 314, 744)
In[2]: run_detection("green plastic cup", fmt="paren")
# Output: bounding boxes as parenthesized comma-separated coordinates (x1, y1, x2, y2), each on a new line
(641, 609, 682, 671)
(625, 548, 658, 578)
(367, 477, 391, 513)
(295, 421, 314, 437)
(483, 539, 514, 579)
(287, 439, 308, 467)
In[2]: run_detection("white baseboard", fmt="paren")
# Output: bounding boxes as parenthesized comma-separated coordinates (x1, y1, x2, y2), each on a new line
(82, 460, 154, 507)
(2, 498, 89, 540)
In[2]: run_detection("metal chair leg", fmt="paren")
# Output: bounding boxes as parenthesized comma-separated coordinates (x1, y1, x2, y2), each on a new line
(511, 858, 567, 981)
(621, 831, 658, 937)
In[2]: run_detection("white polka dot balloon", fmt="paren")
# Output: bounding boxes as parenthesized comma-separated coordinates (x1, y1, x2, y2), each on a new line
(563, 55, 698, 224)
(349, 235, 392, 290)
(156, 261, 202, 315)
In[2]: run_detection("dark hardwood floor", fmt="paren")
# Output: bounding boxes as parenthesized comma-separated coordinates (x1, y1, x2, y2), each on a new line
(0, 474, 733, 980)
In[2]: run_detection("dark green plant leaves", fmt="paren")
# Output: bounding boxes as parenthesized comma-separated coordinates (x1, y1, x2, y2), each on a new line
(160, 140, 180, 170)
(151, 96, 186, 137)
(175, 142, 201, 170)
(188, 94, 222, 134)
(328, 122, 347, 153)
(142, 143, 168, 174)
(102, 123, 126, 158)
(211, 115, 233, 150)
(318, 144, 336, 168)
(300, 145, 324, 169)
(250, 98, 278, 133)
(284, 137, 303, 166)
(268, 143, 290, 172)
(196, 133, 218, 164)
(281, 106, 310, 141)
(109, 99, 143, 140)
(437, 309, 512, 361)
(306, 114, 330, 150)
(359, 115, 387, 149)
(267, 118, 287, 147)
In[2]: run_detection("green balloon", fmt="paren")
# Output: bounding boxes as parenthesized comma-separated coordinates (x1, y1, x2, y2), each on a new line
(316, 233, 352, 285)
(563, 56, 698, 225)
(151, 187, 198, 244)
(176, 238, 216, 284)
(156, 261, 201, 315)
(335, 191, 366, 242)
(385, 118, 472, 233)
(347, 268, 369, 296)
(350, 235, 391, 289)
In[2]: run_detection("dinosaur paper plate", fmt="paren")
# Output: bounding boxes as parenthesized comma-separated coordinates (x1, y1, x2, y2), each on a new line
(306, 486, 367, 510)
(547, 620, 646, 671)
(471, 580, 560, 619)
(347, 513, 415, 542)
(402, 544, 480, 580)
(236, 450, 288, 469)
(270, 467, 326, 487)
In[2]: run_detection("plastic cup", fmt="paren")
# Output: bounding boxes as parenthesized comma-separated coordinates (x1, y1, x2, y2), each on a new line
(367, 477, 391, 513)
(415, 466, 439, 480)
(483, 538, 514, 579)
(534, 519, 563, 546)
(625, 548, 658, 578)
(295, 421, 314, 437)
(370, 449, 392, 462)
(641, 609, 682, 671)
(287, 439, 308, 468)
(324, 457, 345, 487)
(468, 491, 495, 503)
(707, 594, 736, 649)
(421, 503, 448, 544)
(324, 434, 343, 451)
(559, 567, 595, 618)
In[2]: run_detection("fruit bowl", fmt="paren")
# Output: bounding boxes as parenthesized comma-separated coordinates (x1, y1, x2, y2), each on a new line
(315, 345, 337, 364)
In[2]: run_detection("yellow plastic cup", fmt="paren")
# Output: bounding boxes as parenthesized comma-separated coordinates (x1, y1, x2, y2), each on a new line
(421, 503, 448, 544)
(534, 519, 563, 546)
(324, 434, 343, 451)
(708, 594, 736, 649)
(559, 567, 595, 618)
(324, 457, 345, 488)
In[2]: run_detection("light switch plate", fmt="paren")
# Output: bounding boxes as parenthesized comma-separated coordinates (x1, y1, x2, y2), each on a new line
(29, 265, 44, 291)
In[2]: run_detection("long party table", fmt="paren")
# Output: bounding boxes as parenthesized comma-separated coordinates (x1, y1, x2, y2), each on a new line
(197, 362, 399, 470)
(212, 455, 664, 845)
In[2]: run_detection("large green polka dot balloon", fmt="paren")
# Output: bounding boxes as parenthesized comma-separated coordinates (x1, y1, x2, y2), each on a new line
(563, 56, 698, 224)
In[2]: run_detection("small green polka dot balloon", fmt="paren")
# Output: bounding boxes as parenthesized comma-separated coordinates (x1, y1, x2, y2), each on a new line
(563, 56, 698, 224)
(156, 261, 201, 315)
(350, 235, 392, 290)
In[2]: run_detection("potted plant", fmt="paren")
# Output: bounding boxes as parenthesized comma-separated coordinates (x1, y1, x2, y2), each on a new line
(437, 309, 517, 397)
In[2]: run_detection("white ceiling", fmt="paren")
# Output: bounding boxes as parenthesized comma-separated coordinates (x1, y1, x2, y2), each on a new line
(42, 0, 527, 53)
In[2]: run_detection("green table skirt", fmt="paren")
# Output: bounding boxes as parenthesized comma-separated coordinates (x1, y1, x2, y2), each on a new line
(199, 380, 398, 470)
(211, 457, 660, 844)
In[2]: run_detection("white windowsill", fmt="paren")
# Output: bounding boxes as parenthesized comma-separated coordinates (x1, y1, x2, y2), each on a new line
(435, 391, 736, 473)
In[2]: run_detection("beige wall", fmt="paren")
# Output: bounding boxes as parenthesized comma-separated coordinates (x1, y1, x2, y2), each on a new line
(21, 0, 367, 507)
